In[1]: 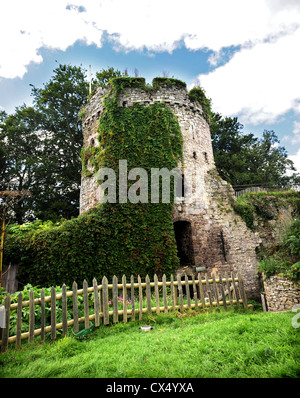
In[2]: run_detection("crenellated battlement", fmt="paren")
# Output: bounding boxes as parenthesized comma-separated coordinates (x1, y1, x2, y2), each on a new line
(82, 78, 209, 148)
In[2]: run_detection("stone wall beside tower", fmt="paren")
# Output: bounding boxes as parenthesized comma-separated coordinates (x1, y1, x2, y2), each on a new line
(80, 79, 261, 299)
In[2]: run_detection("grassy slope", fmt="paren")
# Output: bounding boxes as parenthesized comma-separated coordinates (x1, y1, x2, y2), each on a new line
(1, 310, 299, 378)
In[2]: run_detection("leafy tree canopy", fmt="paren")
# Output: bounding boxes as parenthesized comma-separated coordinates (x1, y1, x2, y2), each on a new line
(0, 65, 90, 222)
(93, 66, 122, 89)
(210, 112, 299, 188)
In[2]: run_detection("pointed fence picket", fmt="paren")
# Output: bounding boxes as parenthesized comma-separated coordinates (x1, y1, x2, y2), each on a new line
(0, 272, 250, 352)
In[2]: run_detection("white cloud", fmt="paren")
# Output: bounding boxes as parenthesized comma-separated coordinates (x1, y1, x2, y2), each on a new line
(283, 120, 300, 145)
(1, 0, 300, 79)
(293, 122, 300, 135)
(198, 26, 300, 125)
(0, 0, 103, 79)
(288, 148, 300, 175)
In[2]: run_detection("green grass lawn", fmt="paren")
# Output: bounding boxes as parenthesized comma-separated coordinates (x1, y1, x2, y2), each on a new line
(1, 308, 299, 378)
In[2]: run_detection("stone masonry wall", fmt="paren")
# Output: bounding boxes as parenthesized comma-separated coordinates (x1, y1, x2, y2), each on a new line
(80, 80, 262, 300)
(79, 86, 108, 212)
(173, 169, 262, 300)
(263, 275, 300, 311)
(80, 83, 215, 212)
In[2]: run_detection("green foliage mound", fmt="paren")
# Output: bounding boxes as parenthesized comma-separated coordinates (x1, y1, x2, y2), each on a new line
(4, 77, 184, 287)
(232, 191, 300, 230)
(188, 87, 212, 122)
(258, 218, 300, 282)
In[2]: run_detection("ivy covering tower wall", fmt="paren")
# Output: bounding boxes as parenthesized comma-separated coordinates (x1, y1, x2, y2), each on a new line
(4, 78, 187, 286)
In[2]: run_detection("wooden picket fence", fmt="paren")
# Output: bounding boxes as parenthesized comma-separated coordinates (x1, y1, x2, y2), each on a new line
(0, 272, 249, 352)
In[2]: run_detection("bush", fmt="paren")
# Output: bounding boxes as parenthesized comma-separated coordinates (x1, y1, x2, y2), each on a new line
(232, 191, 300, 230)
(0, 284, 82, 338)
(188, 87, 212, 122)
(232, 198, 255, 229)
(4, 204, 180, 287)
(258, 218, 300, 281)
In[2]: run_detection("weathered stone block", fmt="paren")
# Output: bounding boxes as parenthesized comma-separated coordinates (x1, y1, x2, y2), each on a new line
(264, 274, 300, 311)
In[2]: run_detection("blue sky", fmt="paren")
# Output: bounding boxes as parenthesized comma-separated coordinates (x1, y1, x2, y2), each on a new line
(0, 0, 300, 172)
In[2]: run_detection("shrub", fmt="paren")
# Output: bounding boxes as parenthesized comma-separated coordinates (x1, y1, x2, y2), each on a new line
(0, 284, 81, 337)
(258, 218, 300, 282)
(232, 191, 300, 230)
(188, 87, 212, 122)
(232, 197, 255, 229)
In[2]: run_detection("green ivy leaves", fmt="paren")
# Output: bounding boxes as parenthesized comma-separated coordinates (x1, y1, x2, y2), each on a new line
(5, 78, 184, 287)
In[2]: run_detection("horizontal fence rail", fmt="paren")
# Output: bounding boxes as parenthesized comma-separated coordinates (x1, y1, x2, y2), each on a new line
(234, 184, 300, 197)
(0, 272, 249, 352)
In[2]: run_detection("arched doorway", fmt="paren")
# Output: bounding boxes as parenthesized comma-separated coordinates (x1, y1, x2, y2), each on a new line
(173, 220, 195, 267)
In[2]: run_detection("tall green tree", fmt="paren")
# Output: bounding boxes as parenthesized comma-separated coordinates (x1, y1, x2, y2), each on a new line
(1, 65, 123, 223)
(0, 111, 8, 186)
(249, 130, 298, 186)
(210, 113, 256, 185)
(0, 146, 5, 184)
(93, 66, 122, 89)
(0, 105, 44, 223)
(210, 112, 299, 187)
(1, 64, 90, 222)
(31, 64, 89, 219)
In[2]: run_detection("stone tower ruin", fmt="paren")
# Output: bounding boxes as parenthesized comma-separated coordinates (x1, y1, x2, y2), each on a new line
(80, 78, 261, 299)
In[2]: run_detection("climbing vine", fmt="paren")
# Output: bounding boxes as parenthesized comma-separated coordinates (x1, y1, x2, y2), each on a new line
(84, 76, 184, 278)
(188, 87, 212, 122)
(4, 77, 184, 287)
